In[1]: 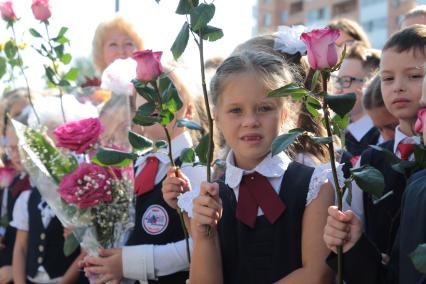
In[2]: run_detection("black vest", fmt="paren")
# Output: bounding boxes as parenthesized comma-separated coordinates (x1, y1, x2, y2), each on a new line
(345, 126, 380, 157)
(26, 189, 80, 279)
(126, 159, 188, 284)
(0, 175, 31, 267)
(218, 162, 314, 284)
(360, 140, 407, 254)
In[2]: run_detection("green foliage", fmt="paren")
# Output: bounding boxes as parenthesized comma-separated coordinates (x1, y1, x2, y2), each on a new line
(310, 70, 321, 91)
(171, 22, 190, 60)
(198, 26, 223, 42)
(162, 86, 183, 113)
(175, 0, 193, 15)
(132, 79, 156, 102)
(29, 28, 42, 38)
(268, 83, 309, 99)
(311, 136, 333, 145)
(63, 68, 78, 81)
(325, 92, 356, 117)
(195, 134, 210, 165)
(63, 233, 79, 256)
(92, 148, 138, 167)
(180, 148, 196, 163)
(154, 140, 168, 150)
(177, 118, 203, 131)
(410, 243, 426, 274)
(271, 129, 303, 156)
(23, 127, 78, 183)
(306, 96, 321, 118)
(350, 165, 385, 200)
(0, 57, 6, 80)
(128, 131, 154, 155)
(4, 40, 17, 60)
(160, 110, 174, 125)
(190, 3, 215, 31)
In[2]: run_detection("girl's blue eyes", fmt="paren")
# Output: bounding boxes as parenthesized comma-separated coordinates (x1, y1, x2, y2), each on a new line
(228, 106, 274, 114)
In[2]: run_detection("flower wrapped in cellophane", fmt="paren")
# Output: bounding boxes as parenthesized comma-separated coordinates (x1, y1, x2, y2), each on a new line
(11, 116, 134, 258)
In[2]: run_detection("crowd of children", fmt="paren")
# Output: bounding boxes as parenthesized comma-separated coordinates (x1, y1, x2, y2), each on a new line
(1, 4, 426, 284)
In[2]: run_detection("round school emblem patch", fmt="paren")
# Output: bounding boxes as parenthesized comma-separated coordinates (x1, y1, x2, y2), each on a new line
(142, 205, 169, 235)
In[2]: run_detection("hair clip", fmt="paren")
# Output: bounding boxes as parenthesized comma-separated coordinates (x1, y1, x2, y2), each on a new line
(273, 25, 312, 55)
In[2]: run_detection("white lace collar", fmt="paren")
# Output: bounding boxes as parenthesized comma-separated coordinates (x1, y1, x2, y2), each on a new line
(393, 125, 421, 153)
(224, 150, 291, 189)
(134, 131, 193, 166)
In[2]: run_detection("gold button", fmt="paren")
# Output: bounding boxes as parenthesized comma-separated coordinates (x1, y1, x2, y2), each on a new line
(37, 257, 43, 264)
(40, 233, 46, 240)
(38, 245, 44, 252)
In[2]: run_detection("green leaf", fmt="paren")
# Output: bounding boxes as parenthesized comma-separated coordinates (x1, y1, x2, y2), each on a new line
(133, 114, 161, 126)
(331, 114, 350, 131)
(128, 131, 153, 155)
(63, 233, 79, 257)
(136, 102, 156, 117)
(0, 57, 6, 79)
(162, 86, 183, 113)
(268, 83, 309, 98)
(132, 79, 156, 102)
(158, 76, 173, 94)
(306, 96, 321, 118)
(176, 0, 193, 15)
(57, 27, 68, 38)
(60, 53, 72, 64)
(160, 110, 174, 125)
(311, 136, 332, 145)
(55, 36, 70, 45)
(410, 243, 426, 274)
(171, 22, 190, 60)
(92, 148, 137, 167)
(63, 68, 78, 81)
(4, 40, 17, 59)
(325, 92, 356, 117)
(54, 45, 64, 58)
(414, 144, 426, 169)
(44, 66, 57, 85)
(154, 140, 168, 151)
(199, 25, 223, 42)
(180, 148, 196, 163)
(190, 3, 215, 31)
(177, 118, 203, 131)
(195, 133, 209, 165)
(271, 130, 303, 156)
(369, 145, 400, 164)
(391, 160, 416, 175)
(310, 70, 321, 91)
(29, 28, 42, 38)
(350, 165, 385, 199)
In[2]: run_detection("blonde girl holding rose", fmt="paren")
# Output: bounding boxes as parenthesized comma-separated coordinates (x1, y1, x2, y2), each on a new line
(162, 50, 335, 284)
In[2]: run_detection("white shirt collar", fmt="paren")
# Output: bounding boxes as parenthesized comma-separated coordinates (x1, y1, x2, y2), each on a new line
(346, 115, 374, 142)
(224, 150, 291, 188)
(135, 131, 193, 167)
(393, 126, 421, 153)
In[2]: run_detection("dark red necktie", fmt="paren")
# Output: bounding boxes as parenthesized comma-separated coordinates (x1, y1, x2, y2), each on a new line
(236, 172, 286, 228)
(397, 143, 415, 161)
(134, 156, 159, 196)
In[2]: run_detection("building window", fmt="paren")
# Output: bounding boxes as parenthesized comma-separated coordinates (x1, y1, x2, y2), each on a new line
(290, 1, 304, 14)
(307, 7, 326, 21)
(264, 13, 272, 26)
(362, 18, 387, 32)
(332, 0, 357, 17)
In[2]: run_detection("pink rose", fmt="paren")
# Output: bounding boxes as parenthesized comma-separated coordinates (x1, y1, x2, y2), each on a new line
(58, 163, 113, 208)
(0, 166, 16, 188)
(132, 50, 163, 82)
(415, 108, 426, 134)
(300, 27, 340, 70)
(54, 118, 103, 154)
(0, 1, 16, 22)
(31, 0, 51, 21)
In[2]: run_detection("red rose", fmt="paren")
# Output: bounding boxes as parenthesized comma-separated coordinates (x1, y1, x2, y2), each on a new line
(0, 1, 16, 22)
(31, 0, 51, 21)
(58, 163, 113, 208)
(54, 118, 103, 154)
(415, 108, 426, 134)
(301, 27, 340, 70)
(132, 50, 163, 82)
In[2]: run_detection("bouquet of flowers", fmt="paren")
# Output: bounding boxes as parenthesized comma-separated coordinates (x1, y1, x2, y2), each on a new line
(12, 116, 134, 257)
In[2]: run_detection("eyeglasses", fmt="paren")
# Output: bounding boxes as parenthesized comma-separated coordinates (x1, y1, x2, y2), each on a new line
(332, 75, 366, 89)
